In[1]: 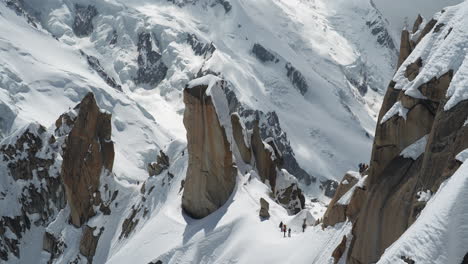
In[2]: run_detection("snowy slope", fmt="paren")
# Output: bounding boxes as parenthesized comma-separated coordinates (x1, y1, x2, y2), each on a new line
(2, 0, 457, 263)
(377, 159, 468, 264)
(13, 0, 401, 186)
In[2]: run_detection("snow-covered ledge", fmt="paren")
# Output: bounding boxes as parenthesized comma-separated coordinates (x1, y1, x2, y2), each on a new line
(400, 135, 429, 160)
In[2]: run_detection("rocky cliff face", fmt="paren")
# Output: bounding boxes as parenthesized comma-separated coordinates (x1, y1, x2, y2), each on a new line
(0, 123, 66, 261)
(181, 75, 306, 219)
(322, 171, 366, 228)
(61, 92, 115, 227)
(0, 92, 115, 262)
(347, 13, 468, 264)
(181, 79, 237, 219)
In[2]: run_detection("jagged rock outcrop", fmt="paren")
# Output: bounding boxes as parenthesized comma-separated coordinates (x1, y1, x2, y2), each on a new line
(0, 123, 66, 261)
(81, 51, 122, 91)
(61, 93, 115, 227)
(322, 172, 360, 227)
(79, 225, 103, 262)
(135, 32, 168, 86)
(275, 180, 305, 215)
(259, 198, 270, 219)
(251, 120, 280, 190)
(43, 232, 65, 263)
(332, 236, 347, 264)
(73, 4, 98, 37)
(285, 62, 308, 95)
(320, 179, 339, 198)
(187, 33, 216, 59)
(347, 14, 468, 264)
(252, 43, 278, 63)
(148, 150, 170, 176)
(224, 84, 315, 185)
(397, 16, 437, 68)
(182, 80, 237, 219)
(5, 0, 38, 28)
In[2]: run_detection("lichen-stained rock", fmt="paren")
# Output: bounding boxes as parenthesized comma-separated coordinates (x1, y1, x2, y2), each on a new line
(61, 93, 115, 227)
(73, 4, 98, 37)
(231, 113, 251, 164)
(182, 77, 237, 219)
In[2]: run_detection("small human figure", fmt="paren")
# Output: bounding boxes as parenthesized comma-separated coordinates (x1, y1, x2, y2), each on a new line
(283, 225, 287, 237)
(279, 221, 283, 232)
(288, 228, 291, 237)
(302, 219, 307, 232)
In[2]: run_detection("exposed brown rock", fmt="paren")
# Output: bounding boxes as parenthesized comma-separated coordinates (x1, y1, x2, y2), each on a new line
(346, 186, 366, 222)
(79, 225, 102, 263)
(251, 120, 278, 191)
(416, 19, 437, 44)
(418, 70, 453, 102)
(404, 57, 423, 81)
(347, 28, 464, 264)
(259, 198, 270, 219)
(398, 17, 436, 69)
(397, 30, 412, 68)
(322, 173, 359, 227)
(61, 93, 115, 227)
(369, 102, 434, 185)
(181, 82, 237, 219)
(231, 113, 252, 164)
(412, 14, 423, 33)
(332, 236, 347, 264)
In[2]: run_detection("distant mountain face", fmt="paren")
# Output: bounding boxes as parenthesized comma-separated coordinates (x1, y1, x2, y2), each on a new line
(0, 0, 401, 189)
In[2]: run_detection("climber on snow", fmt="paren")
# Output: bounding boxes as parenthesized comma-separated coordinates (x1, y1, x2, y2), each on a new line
(288, 228, 291, 237)
(279, 221, 283, 232)
(283, 224, 287, 237)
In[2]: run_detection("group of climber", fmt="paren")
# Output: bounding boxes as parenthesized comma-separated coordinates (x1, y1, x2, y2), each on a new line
(358, 163, 369, 175)
(279, 221, 291, 237)
(278, 220, 307, 238)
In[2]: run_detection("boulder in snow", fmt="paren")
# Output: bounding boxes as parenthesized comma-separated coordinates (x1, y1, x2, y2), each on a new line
(259, 198, 270, 219)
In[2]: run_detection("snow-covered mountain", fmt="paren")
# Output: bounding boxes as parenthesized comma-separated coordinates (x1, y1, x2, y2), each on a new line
(2, 0, 467, 263)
